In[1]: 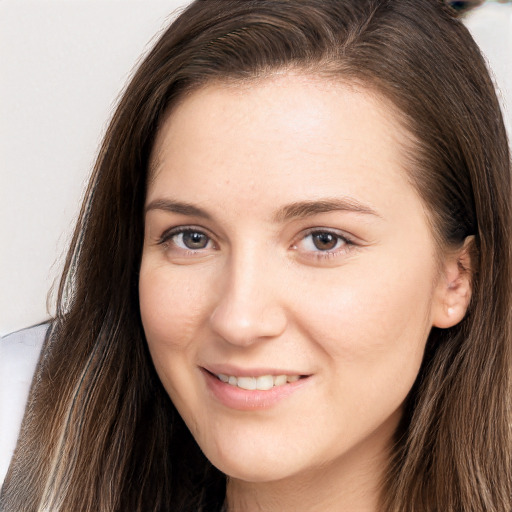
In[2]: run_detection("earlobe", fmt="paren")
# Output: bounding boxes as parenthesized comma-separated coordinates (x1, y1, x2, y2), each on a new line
(432, 236, 474, 329)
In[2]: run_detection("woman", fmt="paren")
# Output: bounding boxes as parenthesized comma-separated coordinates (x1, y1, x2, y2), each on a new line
(1, 0, 511, 510)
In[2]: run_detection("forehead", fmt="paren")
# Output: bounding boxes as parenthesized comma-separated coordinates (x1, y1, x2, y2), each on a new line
(147, 73, 417, 220)
(151, 73, 408, 170)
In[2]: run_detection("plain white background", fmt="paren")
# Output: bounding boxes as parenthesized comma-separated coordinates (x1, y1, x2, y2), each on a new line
(0, 1, 511, 336)
(0, 0, 192, 336)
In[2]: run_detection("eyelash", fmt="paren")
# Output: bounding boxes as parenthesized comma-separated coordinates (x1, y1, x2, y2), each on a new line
(292, 229, 355, 260)
(157, 226, 356, 260)
(158, 226, 216, 253)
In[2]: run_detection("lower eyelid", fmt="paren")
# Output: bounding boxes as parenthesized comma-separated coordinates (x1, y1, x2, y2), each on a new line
(156, 226, 357, 258)
(290, 230, 358, 261)
(158, 227, 209, 244)
(300, 231, 351, 247)
(157, 227, 219, 257)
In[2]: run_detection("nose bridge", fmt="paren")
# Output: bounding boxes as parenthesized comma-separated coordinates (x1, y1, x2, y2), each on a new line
(209, 241, 287, 346)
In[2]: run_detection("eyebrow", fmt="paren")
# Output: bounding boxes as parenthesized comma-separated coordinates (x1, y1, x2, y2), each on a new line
(272, 198, 381, 222)
(144, 197, 380, 222)
(144, 199, 212, 219)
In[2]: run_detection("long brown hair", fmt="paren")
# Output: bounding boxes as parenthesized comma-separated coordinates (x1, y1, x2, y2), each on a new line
(2, 1, 511, 510)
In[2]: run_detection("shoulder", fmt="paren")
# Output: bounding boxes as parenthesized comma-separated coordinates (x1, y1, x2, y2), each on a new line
(1, 322, 48, 366)
(0, 323, 48, 389)
(0, 322, 49, 484)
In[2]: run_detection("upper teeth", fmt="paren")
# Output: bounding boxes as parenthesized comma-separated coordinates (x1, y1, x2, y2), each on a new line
(216, 374, 301, 391)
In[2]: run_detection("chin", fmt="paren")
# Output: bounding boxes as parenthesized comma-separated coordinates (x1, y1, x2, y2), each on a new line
(204, 442, 304, 483)
(217, 462, 294, 483)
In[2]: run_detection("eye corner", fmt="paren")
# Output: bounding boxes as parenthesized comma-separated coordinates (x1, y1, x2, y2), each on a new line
(289, 227, 360, 265)
(156, 225, 218, 257)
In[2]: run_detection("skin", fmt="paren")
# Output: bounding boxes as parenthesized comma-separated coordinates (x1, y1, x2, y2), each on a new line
(139, 73, 471, 511)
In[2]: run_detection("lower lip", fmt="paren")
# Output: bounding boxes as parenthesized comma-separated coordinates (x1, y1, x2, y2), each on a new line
(202, 369, 309, 411)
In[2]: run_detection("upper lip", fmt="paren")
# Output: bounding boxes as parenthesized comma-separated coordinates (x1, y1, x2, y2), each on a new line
(201, 364, 309, 378)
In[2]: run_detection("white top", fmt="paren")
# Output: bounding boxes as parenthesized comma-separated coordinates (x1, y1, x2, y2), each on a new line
(0, 323, 48, 484)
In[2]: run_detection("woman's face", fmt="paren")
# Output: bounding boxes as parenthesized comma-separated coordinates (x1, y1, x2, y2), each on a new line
(140, 74, 458, 484)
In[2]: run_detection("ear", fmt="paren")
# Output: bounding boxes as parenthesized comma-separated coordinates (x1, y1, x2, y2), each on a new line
(432, 236, 474, 329)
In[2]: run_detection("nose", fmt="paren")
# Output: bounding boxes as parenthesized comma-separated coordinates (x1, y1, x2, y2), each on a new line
(209, 249, 288, 347)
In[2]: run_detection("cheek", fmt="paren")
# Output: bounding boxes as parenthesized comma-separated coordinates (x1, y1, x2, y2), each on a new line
(293, 253, 435, 393)
(139, 264, 210, 358)
(138, 264, 213, 417)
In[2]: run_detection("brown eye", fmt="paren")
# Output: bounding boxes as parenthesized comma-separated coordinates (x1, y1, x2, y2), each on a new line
(312, 232, 339, 251)
(180, 231, 210, 249)
(293, 229, 352, 259)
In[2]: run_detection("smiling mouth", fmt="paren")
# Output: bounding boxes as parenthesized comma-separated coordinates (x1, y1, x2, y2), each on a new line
(213, 373, 305, 391)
